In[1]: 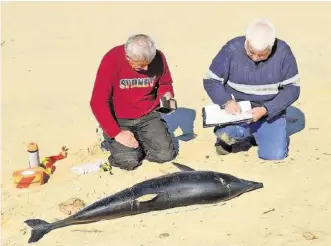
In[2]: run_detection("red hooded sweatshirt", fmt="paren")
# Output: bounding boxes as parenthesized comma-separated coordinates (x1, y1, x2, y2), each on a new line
(90, 45, 174, 138)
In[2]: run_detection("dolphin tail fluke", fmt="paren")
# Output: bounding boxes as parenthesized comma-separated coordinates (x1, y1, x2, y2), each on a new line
(242, 179, 264, 192)
(25, 219, 52, 243)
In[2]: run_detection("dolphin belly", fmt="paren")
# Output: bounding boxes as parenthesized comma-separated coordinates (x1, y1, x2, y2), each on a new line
(72, 200, 140, 223)
(136, 175, 230, 212)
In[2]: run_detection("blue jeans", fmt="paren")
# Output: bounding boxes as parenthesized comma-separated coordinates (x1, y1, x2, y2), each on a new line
(214, 114, 289, 160)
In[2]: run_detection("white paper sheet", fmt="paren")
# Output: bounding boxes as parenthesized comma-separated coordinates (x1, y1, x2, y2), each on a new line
(204, 101, 253, 125)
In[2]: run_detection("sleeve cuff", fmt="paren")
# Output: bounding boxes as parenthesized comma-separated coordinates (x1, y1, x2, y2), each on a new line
(104, 125, 121, 139)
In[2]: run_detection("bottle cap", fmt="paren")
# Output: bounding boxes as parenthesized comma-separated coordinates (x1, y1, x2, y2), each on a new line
(27, 142, 39, 152)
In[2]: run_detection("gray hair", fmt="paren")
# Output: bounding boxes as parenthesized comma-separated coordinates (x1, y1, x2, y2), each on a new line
(124, 34, 157, 63)
(245, 18, 276, 51)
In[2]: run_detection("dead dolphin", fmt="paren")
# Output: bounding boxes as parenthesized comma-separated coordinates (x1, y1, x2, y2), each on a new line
(24, 162, 263, 243)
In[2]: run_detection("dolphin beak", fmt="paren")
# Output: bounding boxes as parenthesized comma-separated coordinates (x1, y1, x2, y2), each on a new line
(241, 179, 264, 192)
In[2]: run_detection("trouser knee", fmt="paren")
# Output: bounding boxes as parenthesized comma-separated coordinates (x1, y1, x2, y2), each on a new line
(258, 147, 288, 160)
(147, 148, 177, 163)
(108, 154, 143, 171)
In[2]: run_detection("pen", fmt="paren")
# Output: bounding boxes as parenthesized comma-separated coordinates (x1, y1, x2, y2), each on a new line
(231, 94, 241, 114)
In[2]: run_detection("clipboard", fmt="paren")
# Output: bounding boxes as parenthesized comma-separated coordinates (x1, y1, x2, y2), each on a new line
(202, 102, 253, 128)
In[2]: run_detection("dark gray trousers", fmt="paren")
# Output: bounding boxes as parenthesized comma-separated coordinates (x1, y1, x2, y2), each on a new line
(103, 111, 177, 171)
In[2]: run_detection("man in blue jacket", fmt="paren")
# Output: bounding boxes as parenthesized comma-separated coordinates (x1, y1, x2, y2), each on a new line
(203, 18, 300, 160)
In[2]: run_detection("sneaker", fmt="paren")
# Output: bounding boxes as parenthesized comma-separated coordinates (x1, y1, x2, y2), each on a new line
(215, 132, 237, 155)
(100, 140, 111, 152)
(249, 137, 257, 146)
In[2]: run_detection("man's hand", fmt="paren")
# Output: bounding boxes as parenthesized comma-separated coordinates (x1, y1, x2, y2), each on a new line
(224, 100, 241, 115)
(115, 130, 139, 148)
(162, 92, 173, 100)
(249, 107, 268, 122)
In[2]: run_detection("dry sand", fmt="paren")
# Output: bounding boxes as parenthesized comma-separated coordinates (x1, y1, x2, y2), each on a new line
(1, 2, 331, 246)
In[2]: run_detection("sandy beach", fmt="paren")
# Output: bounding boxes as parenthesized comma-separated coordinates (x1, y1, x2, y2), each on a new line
(1, 1, 331, 246)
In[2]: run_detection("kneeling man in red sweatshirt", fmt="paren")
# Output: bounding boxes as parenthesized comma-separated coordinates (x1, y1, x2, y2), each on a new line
(90, 34, 177, 171)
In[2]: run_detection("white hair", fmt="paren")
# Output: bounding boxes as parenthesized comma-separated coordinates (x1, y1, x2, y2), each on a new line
(124, 34, 156, 63)
(245, 18, 276, 51)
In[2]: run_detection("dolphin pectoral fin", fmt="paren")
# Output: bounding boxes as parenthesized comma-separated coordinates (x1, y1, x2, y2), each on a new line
(171, 162, 195, 171)
(136, 193, 159, 203)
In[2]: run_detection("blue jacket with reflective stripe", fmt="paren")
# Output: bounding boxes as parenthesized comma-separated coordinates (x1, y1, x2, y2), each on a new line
(203, 36, 300, 121)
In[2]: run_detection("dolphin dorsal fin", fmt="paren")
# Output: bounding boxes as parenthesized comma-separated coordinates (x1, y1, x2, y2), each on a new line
(171, 162, 195, 171)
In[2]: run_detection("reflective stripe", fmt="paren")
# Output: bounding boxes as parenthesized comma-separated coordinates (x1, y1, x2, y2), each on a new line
(227, 74, 300, 96)
(279, 74, 300, 87)
(227, 81, 279, 95)
(203, 69, 225, 84)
